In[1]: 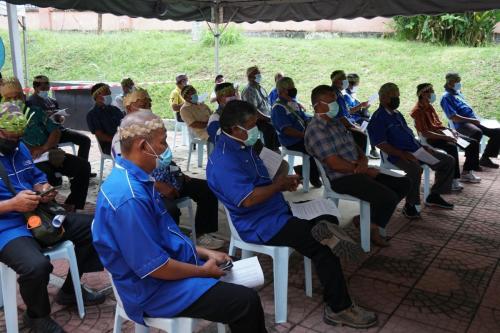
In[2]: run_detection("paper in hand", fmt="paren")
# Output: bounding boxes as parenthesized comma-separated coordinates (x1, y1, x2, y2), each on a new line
(360, 120, 369, 132)
(197, 93, 209, 103)
(375, 167, 406, 178)
(412, 147, 440, 165)
(368, 93, 378, 105)
(456, 137, 470, 149)
(442, 129, 454, 137)
(480, 119, 500, 129)
(259, 147, 283, 179)
(52, 109, 69, 117)
(220, 256, 264, 289)
(33, 152, 50, 164)
(290, 198, 341, 220)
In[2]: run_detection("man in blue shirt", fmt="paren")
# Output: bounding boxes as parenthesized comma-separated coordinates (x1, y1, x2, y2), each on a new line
(440, 72, 500, 169)
(207, 100, 378, 329)
(268, 71, 284, 106)
(0, 101, 104, 333)
(93, 110, 266, 333)
(368, 83, 455, 217)
(207, 82, 238, 144)
(270, 77, 321, 187)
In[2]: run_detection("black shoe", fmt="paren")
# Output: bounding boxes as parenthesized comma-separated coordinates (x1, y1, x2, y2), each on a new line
(310, 178, 322, 188)
(23, 312, 66, 333)
(89, 172, 97, 178)
(56, 286, 106, 306)
(480, 157, 499, 169)
(402, 204, 421, 220)
(425, 194, 454, 209)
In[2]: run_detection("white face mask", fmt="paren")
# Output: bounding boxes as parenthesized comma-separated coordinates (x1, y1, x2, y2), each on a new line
(341, 79, 349, 90)
(38, 91, 49, 99)
(103, 95, 113, 106)
(254, 74, 262, 84)
(351, 86, 359, 93)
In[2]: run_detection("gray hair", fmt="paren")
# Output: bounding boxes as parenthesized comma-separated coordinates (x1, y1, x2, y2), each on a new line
(120, 110, 164, 154)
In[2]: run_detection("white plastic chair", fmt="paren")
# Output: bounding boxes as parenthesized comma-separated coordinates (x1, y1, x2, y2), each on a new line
(313, 158, 377, 253)
(186, 130, 212, 171)
(97, 141, 115, 187)
(0, 241, 85, 333)
(281, 148, 310, 192)
(58, 142, 77, 155)
(223, 206, 312, 324)
(174, 197, 196, 244)
(173, 119, 189, 151)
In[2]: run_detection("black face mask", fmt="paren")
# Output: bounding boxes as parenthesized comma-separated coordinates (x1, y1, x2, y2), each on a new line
(287, 88, 298, 99)
(388, 97, 400, 110)
(0, 137, 19, 155)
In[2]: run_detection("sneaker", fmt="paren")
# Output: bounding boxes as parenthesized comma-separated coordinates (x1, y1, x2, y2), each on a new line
(425, 194, 454, 209)
(368, 148, 380, 159)
(402, 204, 421, 220)
(451, 179, 464, 191)
(56, 286, 106, 306)
(324, 304, 378, 328)
(480, 157, 499, 169)
(460, 171, 481, 183)
(197, 234, 225, 250)
(311, 221, 362, 261)
(23, 311, 66, 333)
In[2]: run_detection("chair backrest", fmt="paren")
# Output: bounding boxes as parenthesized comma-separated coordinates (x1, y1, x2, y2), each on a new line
(313, 158, 333, 191)
(107, 272, 125, 308)
(222, 206, 243, 242)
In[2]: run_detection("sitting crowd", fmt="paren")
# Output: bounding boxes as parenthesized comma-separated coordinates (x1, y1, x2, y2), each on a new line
(0, 68, 498, 333)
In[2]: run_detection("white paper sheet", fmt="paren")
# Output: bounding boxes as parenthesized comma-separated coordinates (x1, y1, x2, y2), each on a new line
(480, 119, 500, 129)
(368, 93, 378, 105)
(289, 198, 341, 220)
(375, 167, 406, 178)
(197, 93, 209, 103)
(220, 256, 264, 289)
(456, 137, 470, 149)
(442, 129, 454, 137)
(259, 147, 283, 179)
(360, 120, 369, 132)
(33, 152, 50, 164)
(412, 147, 440, 165)
(52, 109, 69, 117)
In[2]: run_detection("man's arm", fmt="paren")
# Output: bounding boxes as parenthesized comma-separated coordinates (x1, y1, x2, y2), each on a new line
(150, 258, 224, 280)
(450, 114, 480, 125)
(29, 129, 62, 158)
(172, 103, 183, 112)
(240, 175, 299, 208)
(377, 142, 418, 162)
(282, 127, 305, 138)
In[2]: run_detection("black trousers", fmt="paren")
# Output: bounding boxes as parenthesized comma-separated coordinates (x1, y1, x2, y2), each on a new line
(355, 118, 376, 150)
(175, 111, 184, 123)
(427, 137, 480, 178)
(0, 214, 103, 318)
(265, 215, 352, 312)
(256, 118, 281, 151)
(351, 130, 368, 153)
(177, 281, 267, 333)
(36, 153, 91, 209)
(98, 140, 112, 156)
(331, 173, 410, 228)
(60, 128, 91, 161)
(457, 123, 500, 159)
(286, 141, 320, 183)
(162, 177, 218, 235)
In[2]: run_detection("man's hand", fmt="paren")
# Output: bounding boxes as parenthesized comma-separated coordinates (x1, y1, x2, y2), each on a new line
(400, 151, 419, 163)
(205, 249, 231, 265)
(445, 135, 457, 143)
(365, 167, 380, 178)
(201, 258, 225, 278)
(274, 175, 300, 192)
(423, 146, 435, 154)
(30, 146, 48, 159)
(471, 119, 481, 126)
(34, 183, 58, 203)
(10, 190, 40, 212)
(154, 181, 179, 199)
(360, 101, 369, 108)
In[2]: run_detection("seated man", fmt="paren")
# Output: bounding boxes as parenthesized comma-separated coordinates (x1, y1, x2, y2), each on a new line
(241, 66, 280, 151)
(268, 71, 284, 106)
(170, 74, 188, 123)
(1, 78, 90, 210)
(207, 100, 378, 329)
(92, 110, 266, 333)
(305, 85, 410, 245)
(114, 77, 135, 113)
(27, 75, 93, 165)
(86, 83, 124, 155)
(0, 100, 104, 333)
(209, 74, 225, 104)
(368, 82, 455, 218)
(180, 85, 212, 141)
(207, 82, 238, 144)
(411, 83, 481, 190)
(270, 77, 321, 188)
(330, 70, 368, 152)
(441, 72, 500, 168)
(111, 89, 224, 250)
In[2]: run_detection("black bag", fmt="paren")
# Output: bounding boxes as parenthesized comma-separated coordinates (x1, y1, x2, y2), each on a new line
(0, 161, 65, 246)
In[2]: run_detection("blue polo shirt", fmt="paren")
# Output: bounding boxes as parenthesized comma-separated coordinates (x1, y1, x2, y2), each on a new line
(344, 89, 362, 123)
(367, 106, 421, 164)
(207, 106, 222, 144)
(332, 88, 355, 124)
(92, 157, 217, 324)
(440, 89, 477, 129)
(86, 104, 124, 137)
(0, 142, 47, 251)
(268, 88, 279, 106)
(271, 98, 311, 147)
(207, 133, 291, 244)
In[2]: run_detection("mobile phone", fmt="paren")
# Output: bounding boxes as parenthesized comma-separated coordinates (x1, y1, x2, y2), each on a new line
(39, 186, 59, 197)
(218, 260, 233, 271)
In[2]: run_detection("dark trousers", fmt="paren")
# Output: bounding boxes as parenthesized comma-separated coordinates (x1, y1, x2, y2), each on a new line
(36, 154, 90, 209)
(256, 118, 281, 151)
(177, 282, 267, 333)
(427, 137, 480, 178)
(331, 173, 410, 228)
(457, 123, 500, 159)
(351, 130, 368, 152)
(162, 177, 218, 235)
(175, 111, 184, 123)
(286, 141, 320, 183)
(265, 215, 352, 312)
(394, 150, 454, 205)
(0, 214, 103, 318)
(98, 140, 112, 156)
(60, 128, 91, 161)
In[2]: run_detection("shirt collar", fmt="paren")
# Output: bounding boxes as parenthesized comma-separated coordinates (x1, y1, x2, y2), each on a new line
(384, 107, 399, 115)
(115, 156, 154, 183)
(219, 132, 247, 151)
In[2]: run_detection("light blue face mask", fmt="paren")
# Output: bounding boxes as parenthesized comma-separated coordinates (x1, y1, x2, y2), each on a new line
(191, 94, 199, 104)
(454, 82, 462, 92)
(341, 79, 349, 90)
(38, 91, 49, 99)
(254, 74, 262, 84)
(429, 93, 437, 104)
(325, 101, 340, 118)
(158, 147, 173, 169)
(103, 95, 113, 106)
(238, 125, 260, 146)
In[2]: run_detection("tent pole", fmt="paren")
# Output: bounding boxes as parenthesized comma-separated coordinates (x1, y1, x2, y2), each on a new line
(21, 16, 29, 88)
(6, 3, 25, 86)
(214, 22, 220, 75)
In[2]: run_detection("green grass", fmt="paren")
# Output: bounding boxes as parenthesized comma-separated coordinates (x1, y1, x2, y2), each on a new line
(0, 30, 499, 121)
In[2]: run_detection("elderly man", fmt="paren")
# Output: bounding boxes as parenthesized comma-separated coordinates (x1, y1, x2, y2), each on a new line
(170, 74, 189, 123)
(0, 96, 104, 333)
(180, 85, 212, 141)
(441, 72, 500, 169)
(111, 89, 223, 250)
(93, 110, 266, 333)
(207, 82, 238, 144)
(1, 78, 91, 210)
(268, 71, 284, 106)
(368, 83, 455, 219)
(114, 77, 135, 113)
(27, 75, 93, 165)
(270, 77, 321, 187)
(305, 85, 410, 246)
(86, 83, 124, 155)
(241, 66, 280, 151)
(207, 100, 378, 329)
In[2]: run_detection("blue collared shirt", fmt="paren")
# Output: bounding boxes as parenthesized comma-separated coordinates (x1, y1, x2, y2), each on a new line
(367, 106, 421, 164)
(206, 133, 291, 244)
(92, 157, 217, 324)
(333, 88, 352, 121)
(268, 88, 279, 107)
(440, 89, 477, 129)
(271, 98, 311, 147)
(343, 89, 363, 123)
(0, 143, 47, 250)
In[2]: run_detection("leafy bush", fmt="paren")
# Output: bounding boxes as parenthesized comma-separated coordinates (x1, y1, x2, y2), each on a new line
(392, 11, 499, 46)
(202, 25, 243, 46)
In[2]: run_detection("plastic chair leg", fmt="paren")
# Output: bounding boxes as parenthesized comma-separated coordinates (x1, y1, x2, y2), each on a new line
(1, 265, 19, 333)
(188, 201, 196, 244)
(173, 123, 179, 151)
(228, 240, 236, 257)
(287, 155, 295, 174)
(360, 201, 371, 253)
(134, 324, 150, 333)
(241, 250, 253, 259)
(187, 145, 193, 171)
(423, 166, 430, 200)
(304, 257, 312, 297)
(66, 244, 85, 319)
(112, 310, 124, 333)
(99, 157, 105, 187)
(217, 323, 226, 333)
(273, 249, 289, 323)
(302, 155, 310, 193)
(197, 143, 204, 168)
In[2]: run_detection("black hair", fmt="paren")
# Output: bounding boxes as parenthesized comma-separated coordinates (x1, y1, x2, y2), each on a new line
(330, 70, 344, 81)
(347, 73, 359, 84)
(220, 100, 257, 133)
(91, 83, 108, 96)
(214, 82, 234, 94)
(215, 74, 224, 82)
(311, 85, 334, 106)
(33, 75, 49, 89)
